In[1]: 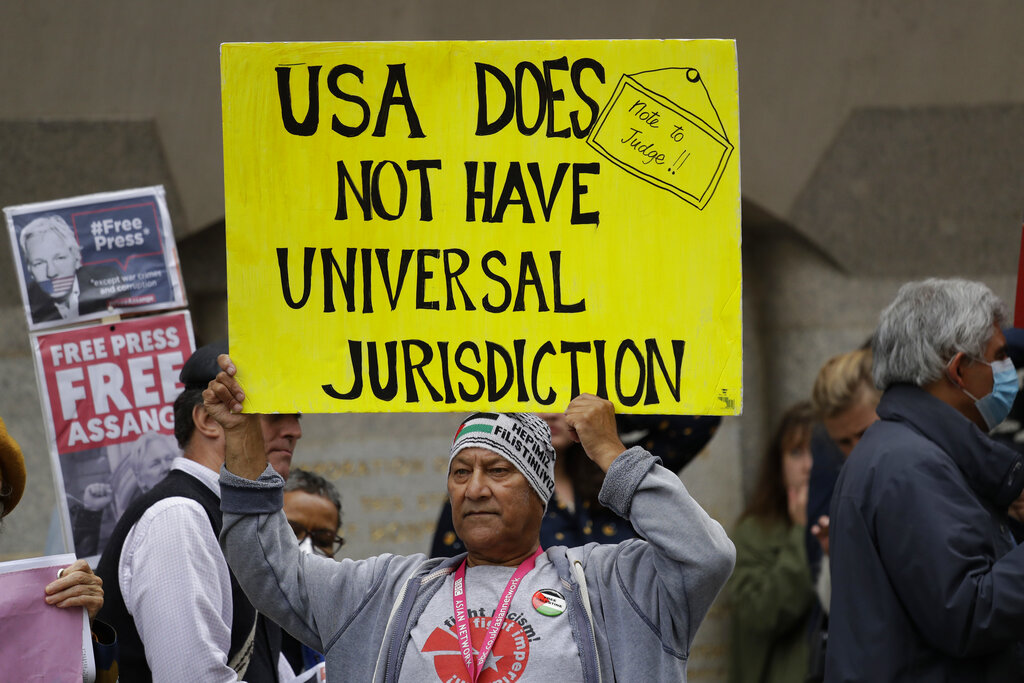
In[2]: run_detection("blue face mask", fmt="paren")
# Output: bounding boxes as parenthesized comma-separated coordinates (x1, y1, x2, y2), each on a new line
(961, 357, 1019, 430)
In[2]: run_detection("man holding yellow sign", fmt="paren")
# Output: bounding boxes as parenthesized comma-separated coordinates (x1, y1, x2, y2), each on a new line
(207, 355, 734, 682)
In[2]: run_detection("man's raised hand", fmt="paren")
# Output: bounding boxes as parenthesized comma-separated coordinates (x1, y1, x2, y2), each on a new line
(564, 394, 627, 472)
(202, 354, 249, 432)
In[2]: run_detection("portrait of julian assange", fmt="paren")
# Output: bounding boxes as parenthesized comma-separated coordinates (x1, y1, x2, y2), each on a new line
(17, 215, 114, 325)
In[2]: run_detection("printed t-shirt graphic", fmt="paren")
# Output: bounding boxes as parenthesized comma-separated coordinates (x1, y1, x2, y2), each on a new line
(402, 560, 582, 682)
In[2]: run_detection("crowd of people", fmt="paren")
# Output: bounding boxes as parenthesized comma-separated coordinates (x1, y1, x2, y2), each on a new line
(728, 278, 1024, 683)
(2, 276, 1024, 682)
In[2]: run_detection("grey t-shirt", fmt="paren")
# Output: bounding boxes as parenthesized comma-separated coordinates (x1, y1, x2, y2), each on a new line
(400, 554, 583, 682)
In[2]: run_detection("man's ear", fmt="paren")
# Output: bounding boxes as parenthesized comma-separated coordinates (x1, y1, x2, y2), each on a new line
(192, 403, 223, 440)
(946, 351, 969, 389)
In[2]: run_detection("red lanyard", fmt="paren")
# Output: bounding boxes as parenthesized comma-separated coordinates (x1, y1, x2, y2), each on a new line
(452, 547, 543, 682)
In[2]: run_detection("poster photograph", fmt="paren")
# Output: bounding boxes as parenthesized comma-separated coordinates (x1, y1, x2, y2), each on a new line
(5, 185, 187, 331)
(31, 311, 195, 558)
(222, 40, 741, 415)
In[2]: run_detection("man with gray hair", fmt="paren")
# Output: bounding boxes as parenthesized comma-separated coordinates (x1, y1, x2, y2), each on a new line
(826, 278, 1024, 682)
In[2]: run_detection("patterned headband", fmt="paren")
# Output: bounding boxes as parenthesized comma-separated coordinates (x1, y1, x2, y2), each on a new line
(450, 412, 555, 502)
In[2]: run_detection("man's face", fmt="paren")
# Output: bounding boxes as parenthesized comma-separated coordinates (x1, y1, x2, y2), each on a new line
(25, 232, 80, 298)
(448, 447, 543, 562)
(284, 489, 340, 557)
(261, 414, 302, 480)
(958, 325, 1010, 428)
(136, 442, 177, 491)
(823, 394, 879, 457)
(962, 326, 1009, 393)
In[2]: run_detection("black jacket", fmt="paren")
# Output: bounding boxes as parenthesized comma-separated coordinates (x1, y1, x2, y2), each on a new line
(827, 384, 1024, 682)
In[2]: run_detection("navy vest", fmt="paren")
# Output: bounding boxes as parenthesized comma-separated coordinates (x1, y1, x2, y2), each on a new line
(95, 468, 279, 682)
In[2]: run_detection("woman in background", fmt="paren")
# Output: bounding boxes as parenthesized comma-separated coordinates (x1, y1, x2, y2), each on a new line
(729, 402, 816, 683)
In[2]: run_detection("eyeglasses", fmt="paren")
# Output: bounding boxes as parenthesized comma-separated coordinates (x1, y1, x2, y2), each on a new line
(288, 520, 345, 558)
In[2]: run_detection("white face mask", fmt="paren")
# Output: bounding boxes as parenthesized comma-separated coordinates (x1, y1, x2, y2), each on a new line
(297, 534, 333, 557)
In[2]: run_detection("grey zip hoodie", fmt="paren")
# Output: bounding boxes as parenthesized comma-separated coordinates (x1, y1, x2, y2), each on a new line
(220, 446, 735, 681)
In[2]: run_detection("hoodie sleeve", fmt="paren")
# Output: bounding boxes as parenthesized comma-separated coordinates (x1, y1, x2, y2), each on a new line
(587, 447, 736, 653)
(218, 464, 424, 655)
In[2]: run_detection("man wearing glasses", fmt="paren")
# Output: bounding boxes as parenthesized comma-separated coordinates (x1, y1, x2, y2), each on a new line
(284, 468, 344, 559)
(282, 468, 344, 674)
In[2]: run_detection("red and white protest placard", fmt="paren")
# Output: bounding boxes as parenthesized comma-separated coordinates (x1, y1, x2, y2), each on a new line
(31, 311, 195, 558)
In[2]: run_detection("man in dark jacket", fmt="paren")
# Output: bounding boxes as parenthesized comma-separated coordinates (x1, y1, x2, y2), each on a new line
(827, 278, 1024, 682)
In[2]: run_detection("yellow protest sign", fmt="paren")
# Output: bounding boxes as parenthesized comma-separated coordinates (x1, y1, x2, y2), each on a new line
(221, 40, 741, 415)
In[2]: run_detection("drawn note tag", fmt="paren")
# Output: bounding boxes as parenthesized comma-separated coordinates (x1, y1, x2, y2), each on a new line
(588, 68, 734, 210)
